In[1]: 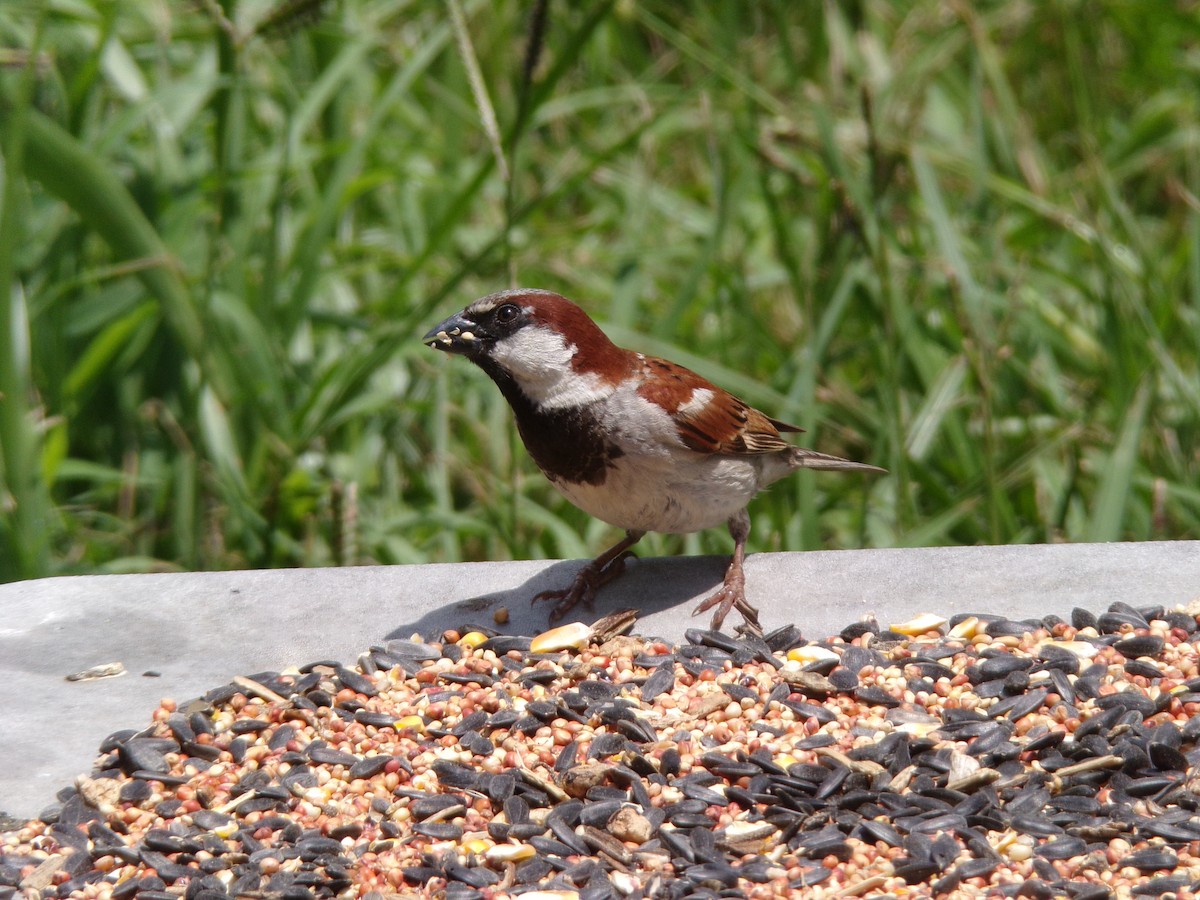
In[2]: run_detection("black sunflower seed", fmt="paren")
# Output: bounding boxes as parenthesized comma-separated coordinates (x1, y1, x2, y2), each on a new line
(308, 746, 360, 767)
(482, 636, 532, 654)
(854, 686, 902, 708)
(443, 858, 496, 886)
(459, 731, 494, 755)
(971, 654, 1033, 683)
(989, 688, 1048, 721)
(1138, 819, 1200, 843)
(685, 629, 740, 652)
(765, 623, 806, 651)
(334, 666, 378, 696)
(893, 858, 941, 883)
(858, 819, 903, 846)
(1133, 877, 1188, 896)
(1098, 607, 1149, 633)
(1124, 659, 1165, 679)
(1149, 742, 1189, 772)
(410, 794, 466, 820)
(1164, 611, 1197, 633)
(413, 821, 464, 840)
(1122, 775, 1178, 798)
(1035, 835, 1087, 860)
(1013, 815, 1064, 838)
(684, 862, 740, 888)
(588, 732, 628, 758)
(1095, 690, 1156, 717)
(1123, 847, 1178, 872)
(640, 666, 674, 702)
(1113, 635, 1164, 659)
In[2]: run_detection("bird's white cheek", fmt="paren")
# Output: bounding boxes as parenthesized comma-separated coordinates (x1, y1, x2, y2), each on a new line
(490, 326, 574, 374)
(535, 371, 613, 409)
(491, 327, 612, 409)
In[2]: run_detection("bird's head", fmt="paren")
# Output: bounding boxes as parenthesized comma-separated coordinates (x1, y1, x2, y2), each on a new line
(423, 289, 630, 406)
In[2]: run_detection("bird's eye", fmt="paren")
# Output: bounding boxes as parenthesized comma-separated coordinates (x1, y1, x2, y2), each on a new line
(495, 303, 520, 325)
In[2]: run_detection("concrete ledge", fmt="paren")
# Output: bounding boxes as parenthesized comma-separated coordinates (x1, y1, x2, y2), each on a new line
(2, 541, 1199, 820)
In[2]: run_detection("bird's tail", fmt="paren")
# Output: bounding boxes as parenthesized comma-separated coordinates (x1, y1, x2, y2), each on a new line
(788, 447, 887, 474)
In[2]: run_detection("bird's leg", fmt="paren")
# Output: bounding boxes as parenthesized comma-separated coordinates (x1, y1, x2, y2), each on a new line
(692, 509, 762, 635)
(533, 530, 646, 622)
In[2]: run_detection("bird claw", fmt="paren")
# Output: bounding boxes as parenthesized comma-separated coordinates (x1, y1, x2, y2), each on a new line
(599, 549, 636, 585)
(532, 550, 637, 622)
(532, 584, 595, 622)
(732, 597, 763, 637)
(693, 571, 762, 637)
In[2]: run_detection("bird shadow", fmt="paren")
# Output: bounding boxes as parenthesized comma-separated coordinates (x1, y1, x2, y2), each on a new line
(384, 555, 729, 643)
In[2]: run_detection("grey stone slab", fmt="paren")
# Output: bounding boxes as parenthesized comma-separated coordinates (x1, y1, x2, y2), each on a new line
(2, 540, 1198, 820)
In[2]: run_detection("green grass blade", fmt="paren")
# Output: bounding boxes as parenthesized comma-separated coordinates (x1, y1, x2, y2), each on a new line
(63, 301, 157, 406)
(1086, 381, 1150, 542)
(0, 18, 50, 581)
(905, 356, 968, 462)
(12, 110, 210, 382)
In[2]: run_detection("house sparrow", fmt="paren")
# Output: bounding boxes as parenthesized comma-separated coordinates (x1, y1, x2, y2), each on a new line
(424, 289, 883, 633)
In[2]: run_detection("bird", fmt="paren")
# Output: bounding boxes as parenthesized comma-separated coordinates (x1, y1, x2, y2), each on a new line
(423, 289, 884, 634)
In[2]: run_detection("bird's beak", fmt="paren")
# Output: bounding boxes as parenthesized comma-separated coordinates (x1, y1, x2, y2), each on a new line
(423, 310, 482, 355)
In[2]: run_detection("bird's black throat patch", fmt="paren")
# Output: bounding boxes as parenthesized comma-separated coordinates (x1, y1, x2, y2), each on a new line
(482, 366, 623, 486)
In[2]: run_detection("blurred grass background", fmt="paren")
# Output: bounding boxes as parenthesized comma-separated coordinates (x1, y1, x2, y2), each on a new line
(1, 0, 1198, 583)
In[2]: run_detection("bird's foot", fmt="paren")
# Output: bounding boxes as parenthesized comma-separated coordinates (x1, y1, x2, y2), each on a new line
(692, 566, 762, 636)
(532, 550, 636, 622)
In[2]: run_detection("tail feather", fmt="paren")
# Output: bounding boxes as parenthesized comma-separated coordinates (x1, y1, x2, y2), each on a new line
(789, 447, 886, 473)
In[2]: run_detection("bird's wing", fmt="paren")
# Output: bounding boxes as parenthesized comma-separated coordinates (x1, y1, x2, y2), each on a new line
(636, 356, 801, 456)
(677, 395, 794, 455)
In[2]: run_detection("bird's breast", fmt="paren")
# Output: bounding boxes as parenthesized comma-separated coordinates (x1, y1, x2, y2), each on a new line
(492, 381, 624, 487)
(495, 382, 789, 533)
(549, 451, 764, 534)
(517, 405, 624, 487)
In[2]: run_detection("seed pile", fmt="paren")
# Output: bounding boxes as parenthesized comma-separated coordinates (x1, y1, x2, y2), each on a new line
(6, 600, 1200, 899)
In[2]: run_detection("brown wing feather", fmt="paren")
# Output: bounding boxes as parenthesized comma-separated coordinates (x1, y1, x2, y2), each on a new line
(678, 396, 789, 455)
(767, 415, 804, 434)
(636, 356, 798, 456)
